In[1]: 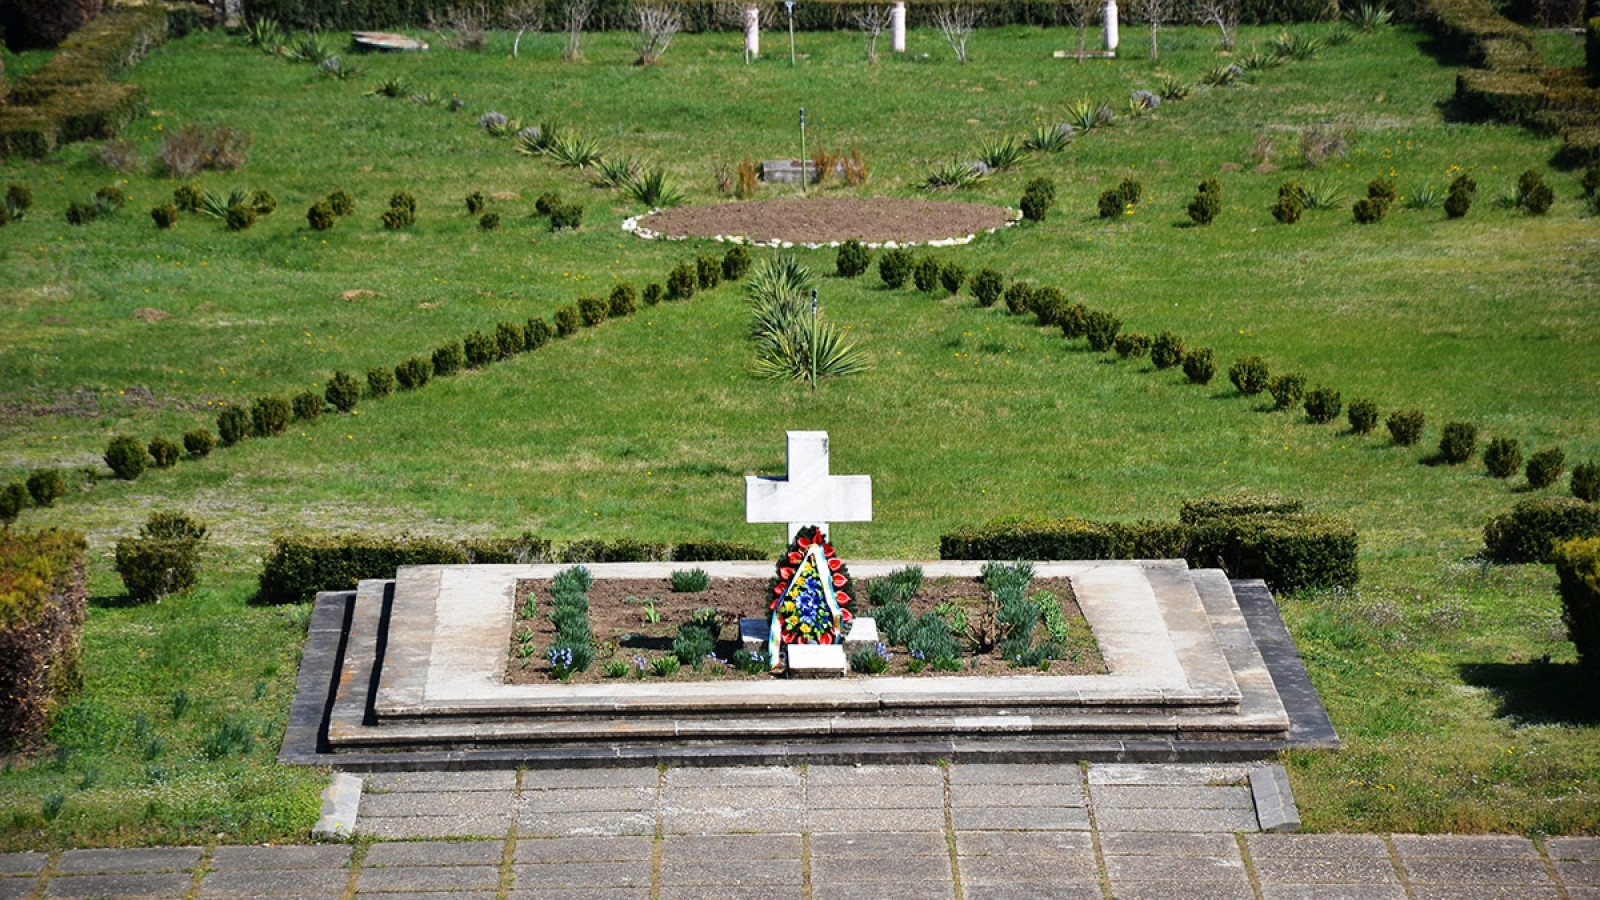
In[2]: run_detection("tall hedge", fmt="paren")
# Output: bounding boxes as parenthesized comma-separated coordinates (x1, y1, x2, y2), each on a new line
(1483, 497, 1600, 562)
(1553, 537, 1600, 671)
(257, 534, 468, 604)
(0, 528, 88, 752)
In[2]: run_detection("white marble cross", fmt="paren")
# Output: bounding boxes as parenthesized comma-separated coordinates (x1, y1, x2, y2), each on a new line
(745, 431, 872, 542)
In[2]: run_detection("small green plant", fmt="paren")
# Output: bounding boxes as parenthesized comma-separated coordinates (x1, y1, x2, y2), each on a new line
(849, 643, 891, 674)
(940, 262, 967, 296)
(394, 356, 433, 390)
(115, 511, 208, 602)
(626, 167, 684, 208)
(913, 255, 941, 293)
(1526, 447, 1566, 489)
(292, 390, 324, 421)
(326, 190, 355, 216)
(1003, 282, 1034, 316)
(1147, 331, 1185, 370)
(1484, 437, 1523, 479)
(1347, 398, 1379, 435)
(696, 254, 723, 290)
(216, 405, 250, 445)
(150, 204, 179, 229)
(307, 201, 336, 231)
(1303, 387, 1341, 424)
(1020, 177, 1055, 222)
(578, 297, 608, 327)
(225, 202, 258, 231)
(104, 435, 148, 480)
(66, 200, 99, 226)
(465, 191, 487, 214)
(25, 469, 65, 508)
(366, 366, 396, 398)
(975, 135, 1027, 171)
(325, 371, 361, 413)
(0, 483, 26, 525)
(878, 248, 914, 289)
(1267, 373, 1305, 410)
(1113, 331, 1151, 359)
(1187, 178, 1221, 225)
(1571, 462, 1599, 502)
(182, 428, 216, 459)
(667, 261, 697, 300)
(971, 268, 1004, 307)
(1387, 409, 1425, 446)
(1229, 355, 1271, 395)
(554, 306, 580, 336)
(642, 283, 665, 306)
(251, 394, 292, 436)
(1024, 123, 1073, 153)
(671, 568, 711, 592)
(479, 212, 500, 230)
(731, 648, 769, 674)
(650, 655, 681, 677)
(602, 660, 629, 678)
(1444, 174, 1476, 219)
(920, 159, 985, 191)
(1344, 2, 1392, 30)
(1083, 310, 1122, 352)
(722, 245, 753, 281)
(1183, 347, 1216, 384)
(836, 239, 872, 278)
(148, 436, 182, 468)
(1438, 422, 1478, 464)
(1515, 169, 1553, 215)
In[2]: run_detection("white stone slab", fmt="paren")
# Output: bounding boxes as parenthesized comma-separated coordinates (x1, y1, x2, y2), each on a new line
(739, 617, 770, 654)
(785, 643, 849, 678)
(745, 431, 872, 541)
(844, 617, 879, 645)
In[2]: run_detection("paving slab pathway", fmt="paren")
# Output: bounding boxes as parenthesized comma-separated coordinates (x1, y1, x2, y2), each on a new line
(1, 763, 1587, 899)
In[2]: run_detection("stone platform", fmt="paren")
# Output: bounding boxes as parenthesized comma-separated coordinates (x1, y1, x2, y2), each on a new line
(280, 561, 1337, 769)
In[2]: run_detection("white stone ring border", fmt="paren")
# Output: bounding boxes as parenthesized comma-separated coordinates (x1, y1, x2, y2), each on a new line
(621, 207, 1024, 250)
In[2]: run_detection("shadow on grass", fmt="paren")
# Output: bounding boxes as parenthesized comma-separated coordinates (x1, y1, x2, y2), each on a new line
(1457, 660, 1600, 726)
(88, 592, 145, 610)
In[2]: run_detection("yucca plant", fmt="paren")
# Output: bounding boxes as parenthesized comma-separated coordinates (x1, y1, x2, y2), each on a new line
(920, 160, 985, 191)
(1064, 98, 1098, 132)
(593, 155, 642, 188)
(514, 123, 563, 156)
(625, 167, 684, 208)
(197, 188, 250, 219)
(318, 56, 363, 80)
(409, 90, 443, 106)
(1270, 31, 1322, 60)
(547, 132, 604, 169)
(752, 316, 871, 388)
(1300, 180, 1345, 210)
(1202, 63, 1244, 86)
(975, 135, 1028, 172)
(1344, 2, 1392, 31)
(1238, 46, 1281, 70)
(747, 256, 869, 388)
(1403, 183, 1442, 210)
(1156, 75, 1190, 101)
(243, 17, 284, 53)
(283, 32, 334, 65)
(1023, 123, 1073, 153)
(367, 75, 409, 98)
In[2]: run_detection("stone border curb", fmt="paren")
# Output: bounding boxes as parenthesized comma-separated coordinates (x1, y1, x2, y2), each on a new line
(311, 772, 363, 840)
(621, 207, 1024, 249)
(1249, 764, 1301, 833)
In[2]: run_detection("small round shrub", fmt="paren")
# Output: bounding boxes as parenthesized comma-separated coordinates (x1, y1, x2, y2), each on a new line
(642, 283, 664, 306)
(1347, 398, 1379, 435)
(326, 190, 355, 216)
(695, 254, 722, 290)
(1097, 188, 1124, 219)
(464, 331, 495, 368)
(307, 201, 336, 231)
(465, 191, 486, 214)
(151, 204, 179, 229)
(1183, 347, 1216, 384)
(1484, 437, 1522, 479)
(1228, 355, 1271, 395)
(148, 436, 182, 468)
(66, 201, 98, 226)
(878, 248, 913, 288)
(251, 395, 292, 436)
(25, 469, 65, 507)
(1438, 421, 1478, 464)
(578, 297, 608, 327)
(1271, 194, 1303, 224)
(535, 191, 562, 216)
(1003, 282, 1034, 315)
(183, 428, 216, 458)
(479, 212, 500, 230)
(292, 390, 323, 422)
(432, 341, 465, 377)
(1387, 409, 1424, 446)
(105, 435, 149, 480)
(249, 189, 277, 215)
(1267, 373, 1305, 411)
(1352, 196, 1389, 224)
(1020, 178, 1054, 222)
(526, 318, 554, 349)
(1484, 497, 1600, 562)
(174, 183, 202, 211)
(1031, 286, 1066, 327)
(1083, 310, 1122, 352)
(1150, 331, 1185, 370)
(1187, 179, 1221, 225)
(381, 206, 414, 229)
(913, 255, 941, 293)
(325, 371, 361, 413)
(115, 512, 207, 602)
(1113, 331, 1151, 359)
(366, 366, 395, 398)
(667, 261, 697, 300)
(1303, 387, 1341, 424)
(0, 482, 27, 525)
(722, 245, 752, 281)
(609, 283, 638, 318)
(1444, 177, 1475, 219)
(549, 203, 583, 231)
(94, 185, 125, 210)
(1115, 178, 1143, 205)
(394, 356, 433, 390)
(216, 405, 250, 445)
(1572, 462, 1600, 503)
(225, 202, 257, 231)
(1526, 447, 1565, 489)
(389, 191, 417, 214)
(1516, 169, 1553, 215)
(555, 306, 580, 336)
(971, 268, 1004, 307)
(836, 239, 871, 277)
(940, 262, 966, 296)
(1057, 303, 1088, 339)
(1367, 177, 1397, 203)
(495, 321, 527, 357)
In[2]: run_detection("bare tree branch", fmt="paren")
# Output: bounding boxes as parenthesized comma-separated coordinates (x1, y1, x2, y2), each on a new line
(1193, 0, 1239, 51)
(633, 2, 682, 65)
(501, 0, 545, 58)
(1061, 0, 1102, 60)
(558, 0, 594, 61)
(1128, 0, 1172, 59)
(852, 5, 890, 64)
(933, 3, 979, 65)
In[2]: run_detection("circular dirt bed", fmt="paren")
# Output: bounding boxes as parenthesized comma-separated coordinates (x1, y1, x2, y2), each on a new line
(632, 197, 1016, 246)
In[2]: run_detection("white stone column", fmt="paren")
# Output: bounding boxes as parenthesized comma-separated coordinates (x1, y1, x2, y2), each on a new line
(1103, 0, 1119, 54)
(744, 4, 760, 60)
(891, 1, 907, 53)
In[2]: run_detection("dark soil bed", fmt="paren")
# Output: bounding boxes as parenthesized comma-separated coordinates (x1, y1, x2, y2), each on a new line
(506, 576, 1105, 684)
(634, 197, 1014, 244)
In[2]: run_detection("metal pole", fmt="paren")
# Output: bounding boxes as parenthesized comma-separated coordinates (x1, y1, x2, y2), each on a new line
(810, 288, 819, 390)
(799, 107, 807, 197)
(785, 0, 796, 65)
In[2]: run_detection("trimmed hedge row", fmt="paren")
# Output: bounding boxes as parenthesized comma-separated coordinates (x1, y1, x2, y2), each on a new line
(940, 495, 1358, 593)
(0, 6, 166, 158)
(0, 528, 88, 752)
(1553, 537, 1600, 671)
(257, 533, 765, 603)
(1483, 497, 1600, 562)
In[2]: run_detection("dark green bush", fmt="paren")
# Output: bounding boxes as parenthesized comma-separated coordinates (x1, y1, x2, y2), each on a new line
(1484, 497, 1600, 562)
(1020, 177, 1055, 222)
(1057, 303, 1088, 339)
(325, 371, 361, 413)
(670, 540, 766, 561)
(549, 202, 582, 231)
(1348, 398, 1379, 435)
(1150, 331, 1185, 370)
(257, 533, 469, 603)
(1180, 493, 1304, 524)
(250, 395, 291, 436)
(554, 306, 580, 336)
(695, 254, 722, 290)
(103, 435, 147, 480)
(394, 356, 432, 390)
(1515, 168, 1553, 215)
(147, 436, 181, 468)
(1574, 462, 1600, 503)
(25, 470, 65, 508)
(224, 202, 257, 232)
(291, 390, 323, 422)
(182, 429, 215, 459)
(1387, 409, 1425, 446)
(1031, 286, 1066, 328)
(65, 200, 97, 226)
(1267, 373, 1306, 410)
(535, 191, 562, 216)
(1113, 332, 1151, 359)
(1097, 188, 1125, 219)
(306, 200, 335, 231)
(1003, 281, 1034, 315)
(642, 283, 664, 306)
(1367, 177, 1397, 203)
(836, 239, 871, 277)
(1229, 355, 1271, 395)
(460, 533, 553, 564)
(366, 366, 395, 398)
(1445, 173, 1476, 219)
(1527, 447, 1565, 489)
(1187, 178, 1222, 225)
(1553, 537, 1600, 671)
(608, 283, 638, 318)
(1352, 196, 1390, 224)
(878, 248, 913, 288)
(248, 189, 276, 216)
(494, 321, 526, 357)
(326, 190, 354, 216)
(1188, 512, 1359, 593)
(464, 331, 495, 368)
(0, 483, 28, 525)
(115, 512, 206, 603)
(560, 539, 671, 563)
(722, 245, 752, 281)
(971, 268, 1004, 307)
(465, 191, 486, 214)
(479, 212, 500, 230)
(667, 261, 697, 300)
(940, 262, 967, 296)
(150, 204, 177, 229)
(1438, 421, 1478, 464)
(1183, 347, 1216, 384)
(427, 341, 462, 377)
(913, 255, 941, 293)
(380, 205, 414, 229)
(526, 317, 554, 349)
(670, 568, 712, 592)
(216, 405, 249, 446)
(1484, 436, 1522, 478)
(578, 297, 608, 327)
(1303, 387, 1341, 424)
(1083, 309, 1122, 352)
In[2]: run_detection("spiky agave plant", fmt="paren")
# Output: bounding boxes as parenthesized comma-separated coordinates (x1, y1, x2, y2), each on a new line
(746, 256, 869, 387)
(974, 135, 1028, 171)
(593, 155, 642, 188)
(625, 167, 684, 207)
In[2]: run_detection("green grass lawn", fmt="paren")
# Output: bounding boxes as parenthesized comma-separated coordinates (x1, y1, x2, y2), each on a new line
(0, 22, 1597, 847)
